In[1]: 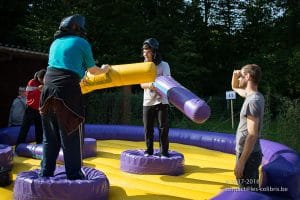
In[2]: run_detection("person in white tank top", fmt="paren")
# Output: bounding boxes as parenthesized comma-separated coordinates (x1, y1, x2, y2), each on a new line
(140, 38, 171, 157)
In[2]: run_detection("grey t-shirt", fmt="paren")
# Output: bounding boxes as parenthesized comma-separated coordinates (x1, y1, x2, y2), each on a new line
(235, 92, 265, 154)
(143, 61, 171, 106)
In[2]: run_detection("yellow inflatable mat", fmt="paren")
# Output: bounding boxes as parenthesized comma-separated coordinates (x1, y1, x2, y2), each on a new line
(1, 140, 237, 200)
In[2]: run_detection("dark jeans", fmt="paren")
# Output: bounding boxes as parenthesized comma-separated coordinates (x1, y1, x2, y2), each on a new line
(16, 106, 43, 146)
(236, 151, 263, 189)
(40, 112, 84, 180)
(143, 103, 169, 156)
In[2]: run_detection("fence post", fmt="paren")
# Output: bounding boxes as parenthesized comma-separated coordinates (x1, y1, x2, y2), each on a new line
(230, 99, 234, 129)
(226, 91, 236, 130)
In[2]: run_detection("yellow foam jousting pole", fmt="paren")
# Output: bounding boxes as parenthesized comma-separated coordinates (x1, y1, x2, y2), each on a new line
(80, 62, 156, 94)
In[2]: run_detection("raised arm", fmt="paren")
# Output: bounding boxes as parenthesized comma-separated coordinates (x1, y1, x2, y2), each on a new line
(232, 70, 246, 98)
(140, 82, 155, 90)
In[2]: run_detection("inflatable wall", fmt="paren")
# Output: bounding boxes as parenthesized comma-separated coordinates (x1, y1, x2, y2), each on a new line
(0, 125, 299, 199)
(1, 125, 299, 199)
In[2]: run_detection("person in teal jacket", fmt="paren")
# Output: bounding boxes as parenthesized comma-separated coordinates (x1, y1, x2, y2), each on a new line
(39, 14, 110, 180)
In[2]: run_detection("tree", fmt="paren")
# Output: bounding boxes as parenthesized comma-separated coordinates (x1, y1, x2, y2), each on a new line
(1, 0, 28, 44)
(5, 0, 299, 98)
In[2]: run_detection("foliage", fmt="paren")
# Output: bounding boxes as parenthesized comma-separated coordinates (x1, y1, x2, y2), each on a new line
(271, 97, 300, 152)
(84, 91, 299, 152)
(85, 89, 124, 124)
(2, 0, 299, 98)
(1, 0, 300, 151)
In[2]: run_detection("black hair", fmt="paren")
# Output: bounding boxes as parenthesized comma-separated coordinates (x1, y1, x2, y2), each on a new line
(36, 69, 46, 80)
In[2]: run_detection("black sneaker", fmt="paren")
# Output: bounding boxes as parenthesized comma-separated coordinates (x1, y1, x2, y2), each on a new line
(160, 153, 169, 158)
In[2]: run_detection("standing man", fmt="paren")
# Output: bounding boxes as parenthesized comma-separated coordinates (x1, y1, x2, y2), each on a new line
(140, 38, 171, 158)
(231, 64, 264, 190)
(39, 14, 110, 180)
(16, 69, 46, 147)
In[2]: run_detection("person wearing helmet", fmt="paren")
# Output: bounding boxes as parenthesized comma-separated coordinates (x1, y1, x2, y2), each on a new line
(39, 14, 110, 180)
(140, 38, 171, 158)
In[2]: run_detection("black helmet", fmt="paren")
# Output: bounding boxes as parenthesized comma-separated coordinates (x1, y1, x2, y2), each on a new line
(59, 14, 86, 32)
(143, 38, 159, 50)
(142, 38, 162, 65)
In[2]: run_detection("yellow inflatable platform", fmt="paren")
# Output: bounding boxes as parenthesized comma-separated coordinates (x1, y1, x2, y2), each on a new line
(1, 140, 237, 200)
(80, 62, 156, 94)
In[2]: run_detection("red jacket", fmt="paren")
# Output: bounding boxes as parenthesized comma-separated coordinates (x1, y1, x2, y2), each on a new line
(25, 79, 41, 110)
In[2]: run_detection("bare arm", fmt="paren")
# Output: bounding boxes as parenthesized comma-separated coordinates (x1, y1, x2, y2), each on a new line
(80, 64, 110, 85)
(140, 82, 155, 90)
(87, 64, 110, 75)
(38, 85, 43, 91)
(232, 70, 246, 98)
(234, 115, 259, 178)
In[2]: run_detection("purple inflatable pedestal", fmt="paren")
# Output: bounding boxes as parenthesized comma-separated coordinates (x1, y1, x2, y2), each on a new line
(212, 190, 272, 200)
(15, 138, 97, 162)
(0, 144, 13, 169)
(13, 166, 109, 200)
(0, 144, 13, 186)
(120, 149, 184, 175)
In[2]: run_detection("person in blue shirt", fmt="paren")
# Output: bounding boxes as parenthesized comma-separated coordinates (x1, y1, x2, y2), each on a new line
(39, 14, 110, 180)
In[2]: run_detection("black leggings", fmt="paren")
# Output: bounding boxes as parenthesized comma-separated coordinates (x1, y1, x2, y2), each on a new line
(40, 112, 84, 180)
(16, 106, 43, 146)
(143, 103, 169, 155)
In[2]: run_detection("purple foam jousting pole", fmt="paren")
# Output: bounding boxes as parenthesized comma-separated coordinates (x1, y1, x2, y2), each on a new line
(154, 76, 211, 124)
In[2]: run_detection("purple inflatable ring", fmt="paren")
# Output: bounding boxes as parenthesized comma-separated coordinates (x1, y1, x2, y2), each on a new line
(15, 138, 97, 163)
(0, 144, 13, 169)
(13, 166, 109, 200)
(212, 190, 272, 200)
(120, 149, 184, 175)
